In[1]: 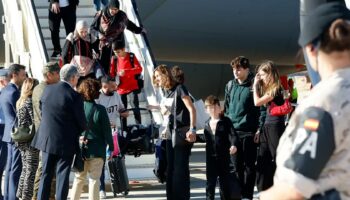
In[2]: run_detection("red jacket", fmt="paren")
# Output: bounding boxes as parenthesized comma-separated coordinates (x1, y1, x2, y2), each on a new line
(109, 53, 143, 95)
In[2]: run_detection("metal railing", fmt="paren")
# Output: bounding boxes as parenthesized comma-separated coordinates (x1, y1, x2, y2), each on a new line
(1, 0, 48, 80)
(120, 0, 163, 125)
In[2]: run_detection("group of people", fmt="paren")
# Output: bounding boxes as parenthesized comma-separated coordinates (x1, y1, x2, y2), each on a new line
(0, 61, 141, 200)
(1, 1, 350, 200)
(148, 2, 350, 200)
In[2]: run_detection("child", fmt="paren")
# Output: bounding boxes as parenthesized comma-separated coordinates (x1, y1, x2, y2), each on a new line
(95, 75, 128, 198)
(197, 95, 239, 200)
(109, 40, 143, 129)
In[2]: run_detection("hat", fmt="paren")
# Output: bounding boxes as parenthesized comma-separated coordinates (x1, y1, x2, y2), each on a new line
(299, 2, 350, 47)
(42, 62, 60, 75)
(109, 0, 120, 9)
(0, 69, 9, 77)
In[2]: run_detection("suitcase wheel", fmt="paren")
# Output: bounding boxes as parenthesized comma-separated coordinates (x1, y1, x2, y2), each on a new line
(124, 190, 129, 196)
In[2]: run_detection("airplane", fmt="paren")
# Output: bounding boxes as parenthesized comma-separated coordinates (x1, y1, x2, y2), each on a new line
(134, 0, 301, 98)
(0, 0, 301, 99)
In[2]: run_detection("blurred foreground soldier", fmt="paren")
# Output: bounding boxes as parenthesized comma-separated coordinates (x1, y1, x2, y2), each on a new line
(261, 2, 350, 200)
(32, 64, 86, 200)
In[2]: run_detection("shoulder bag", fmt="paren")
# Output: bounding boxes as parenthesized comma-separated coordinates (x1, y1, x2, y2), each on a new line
(72, 105, 96, 172)
(269, 99, 293, 116)
(11, 118, 35, 143)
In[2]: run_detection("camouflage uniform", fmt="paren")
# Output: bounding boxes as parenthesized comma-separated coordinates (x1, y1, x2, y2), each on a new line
(274, 69, 350, 199)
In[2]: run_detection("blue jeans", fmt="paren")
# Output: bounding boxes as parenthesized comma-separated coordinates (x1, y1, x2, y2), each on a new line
(93, 0, 109, 11)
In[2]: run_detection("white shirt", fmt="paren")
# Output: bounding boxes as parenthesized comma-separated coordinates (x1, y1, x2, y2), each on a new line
(96, 91, 124, 126)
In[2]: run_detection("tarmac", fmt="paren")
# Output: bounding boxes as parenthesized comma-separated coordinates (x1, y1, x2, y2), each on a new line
(66, 143, 220, 199)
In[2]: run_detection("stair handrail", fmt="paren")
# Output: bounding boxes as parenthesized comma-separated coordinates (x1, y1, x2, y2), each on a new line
(120, 0, 164, 125)
(1, 0, 48, 80)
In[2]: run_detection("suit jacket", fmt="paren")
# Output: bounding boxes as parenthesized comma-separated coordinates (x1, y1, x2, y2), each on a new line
(0, 83, 20, 143)
(31, 81, 86, 157)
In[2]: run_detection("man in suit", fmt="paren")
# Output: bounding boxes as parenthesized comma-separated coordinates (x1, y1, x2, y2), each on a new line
(32, 64, 86, 200)
(31, 62, 60, 200)
(0, 64, 27, 200)
(0, 69, 10, 200)
(48, 0, 79, 58)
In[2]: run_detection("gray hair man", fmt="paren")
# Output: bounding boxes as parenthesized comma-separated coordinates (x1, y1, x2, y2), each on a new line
(60, 64, 79, 88)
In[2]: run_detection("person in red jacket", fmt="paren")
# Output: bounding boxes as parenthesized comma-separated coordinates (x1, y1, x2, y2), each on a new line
(109, 40, 143, 129)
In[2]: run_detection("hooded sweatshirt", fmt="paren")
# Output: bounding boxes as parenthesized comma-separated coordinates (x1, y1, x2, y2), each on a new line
(224, 72, 260, 137)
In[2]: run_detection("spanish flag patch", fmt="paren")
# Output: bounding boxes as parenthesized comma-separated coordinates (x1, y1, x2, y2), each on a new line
(304, 119, 320, 131)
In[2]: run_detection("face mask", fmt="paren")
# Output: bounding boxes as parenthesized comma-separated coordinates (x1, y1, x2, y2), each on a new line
(303, 44, 321, 86)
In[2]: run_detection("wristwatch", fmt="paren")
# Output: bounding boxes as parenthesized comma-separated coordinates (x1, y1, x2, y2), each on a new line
(190, 127, 197, 133)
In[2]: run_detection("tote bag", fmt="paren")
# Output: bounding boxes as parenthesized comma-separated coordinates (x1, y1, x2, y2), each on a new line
(189, 94, 210, 130)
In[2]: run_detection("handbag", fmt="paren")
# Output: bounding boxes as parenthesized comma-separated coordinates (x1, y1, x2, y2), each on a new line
(269, 99, 293, 116)
(219, 172, 241, 200)
(171, 87, 191, 147)
(72, 106, 96, 172)
(70, 55, 95, 77)
(111, 130, 120, 157)
(189, 93, 210, 130)
(11, 122, 35, 143)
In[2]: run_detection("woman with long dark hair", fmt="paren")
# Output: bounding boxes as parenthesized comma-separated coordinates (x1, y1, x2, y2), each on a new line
(153, 65, 196, 200)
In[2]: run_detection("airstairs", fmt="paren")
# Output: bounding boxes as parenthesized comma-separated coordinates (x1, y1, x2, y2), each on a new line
(1, 0, 162, 127)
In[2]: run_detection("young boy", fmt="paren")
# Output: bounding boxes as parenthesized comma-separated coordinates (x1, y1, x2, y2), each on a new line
(95, 75, 128, 198)
(197, 95, 239, 200)
(109, 40, 143, 129)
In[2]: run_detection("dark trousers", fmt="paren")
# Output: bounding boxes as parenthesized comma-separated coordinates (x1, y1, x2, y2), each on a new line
(37, 152, 73, 200)
(166, 140, 192, 200)
(99, 45, 112, 75)
(256, 122, 285, 192)
(3, 142, 22, 200)
(0, 124, 7, 200)
(33, 152, 56, 200)
(99, 34, 124, 74)
(121, 91, 141, 129)
(232, 135, 257, 199)
(49, 4, 77, 52)
(206, 156, 231, 200)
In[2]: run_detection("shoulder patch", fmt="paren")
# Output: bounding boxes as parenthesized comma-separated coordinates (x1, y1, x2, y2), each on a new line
(284, 106, 335, 180)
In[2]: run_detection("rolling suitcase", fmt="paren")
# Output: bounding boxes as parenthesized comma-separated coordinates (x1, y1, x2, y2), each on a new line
(107, 156, 130, 197)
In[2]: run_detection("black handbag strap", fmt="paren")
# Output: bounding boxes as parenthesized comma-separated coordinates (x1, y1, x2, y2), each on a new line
(173, 87, 177, 131)
(82, 105, 97, 149)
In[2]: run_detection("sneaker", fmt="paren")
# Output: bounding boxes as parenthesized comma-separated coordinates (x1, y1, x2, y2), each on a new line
(100, 190, 107, 199)
(51, 50, 61, 59)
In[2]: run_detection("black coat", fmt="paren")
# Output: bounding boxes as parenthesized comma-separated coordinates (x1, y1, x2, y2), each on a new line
(197, 116, 239, 164)
(31, 82, 86, 157)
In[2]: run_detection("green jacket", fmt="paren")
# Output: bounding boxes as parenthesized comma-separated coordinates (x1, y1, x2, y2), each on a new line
(82, 101, 113, 159)
(224, 73, 260, 136)
(32, 82, 47, 130)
